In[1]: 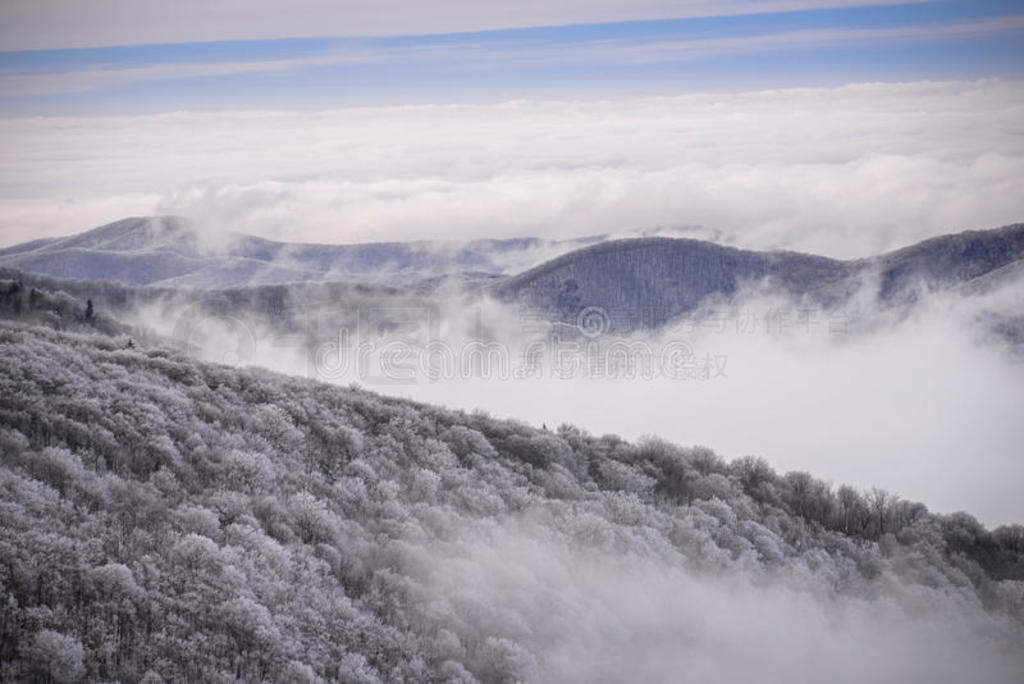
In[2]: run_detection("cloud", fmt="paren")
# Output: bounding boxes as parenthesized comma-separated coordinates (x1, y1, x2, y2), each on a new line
(584, 15, 1024, 64)
(0, 0, 936, 51)
(1, 79, 1022, 257)
(0, 52, 377, 98)
(407, 16, 1024, 67)
(356, 293, 1024, 527)
(401, 516, 1024, 683)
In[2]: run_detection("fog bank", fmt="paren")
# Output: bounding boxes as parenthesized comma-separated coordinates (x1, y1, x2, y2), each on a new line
(2, 80, 1022, 258)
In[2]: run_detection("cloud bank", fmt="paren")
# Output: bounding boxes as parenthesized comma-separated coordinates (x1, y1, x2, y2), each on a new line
(1, 79, 1022, 258)
(356, 295, 1024, 527)
(406, 515, 1024, 684)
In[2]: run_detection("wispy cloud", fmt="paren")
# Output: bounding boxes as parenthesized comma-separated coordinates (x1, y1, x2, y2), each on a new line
(3, 14, 1022, 98)
(0, 0, 937, 51)
(378, 15, 1024, 66)
(0, 52, 376, 98)
(547, 15, 1024, 64)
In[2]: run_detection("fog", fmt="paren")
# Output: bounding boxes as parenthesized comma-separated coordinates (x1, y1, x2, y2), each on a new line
(392, 303, 1024, 527)
(2, 80, 1023, 258)
(400, 514, 1024, 683)
(132, 267, 1024, 528)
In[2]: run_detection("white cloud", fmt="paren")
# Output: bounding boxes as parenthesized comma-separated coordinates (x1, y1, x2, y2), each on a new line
(0, 0, 935, 51)
(1, 79, 1022, 257)
(405, 517, 1024, 683)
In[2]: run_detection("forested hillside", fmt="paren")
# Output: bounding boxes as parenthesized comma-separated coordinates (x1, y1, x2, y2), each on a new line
(491, 224, 1024, 330)
(0, 268, 442, 366)
(870, 223, 1024, 302)
(1, 320, 1023, 682)
(0, 279, 137, 339)
(490, 237, 851, 330)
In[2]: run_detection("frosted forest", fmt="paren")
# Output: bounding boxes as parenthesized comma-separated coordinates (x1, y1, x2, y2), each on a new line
(1, 302, 1023, 681)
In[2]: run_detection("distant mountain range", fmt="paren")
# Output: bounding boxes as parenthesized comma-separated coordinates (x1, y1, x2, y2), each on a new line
(2, 217, 1022, 334)
(0, 216, 606, 289)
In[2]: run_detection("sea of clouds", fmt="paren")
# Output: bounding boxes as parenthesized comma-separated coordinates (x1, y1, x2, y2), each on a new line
(1, 79, 1023, 258)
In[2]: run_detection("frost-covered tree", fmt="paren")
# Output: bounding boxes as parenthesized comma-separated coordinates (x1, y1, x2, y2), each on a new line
(1, 320, 1022, 682)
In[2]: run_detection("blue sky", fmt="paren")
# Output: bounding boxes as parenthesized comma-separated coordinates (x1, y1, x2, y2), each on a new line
(0, 0, 1022, 114)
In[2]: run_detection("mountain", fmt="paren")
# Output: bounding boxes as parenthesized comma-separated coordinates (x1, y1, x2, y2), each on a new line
(3, 218, 1022, 335)
(868, 223, 1024, 302)
(1, 319, 1023, 682)
(491, 224, 1024, 330)
(490, 237, 854, 330)
(0, 216, 606, 288)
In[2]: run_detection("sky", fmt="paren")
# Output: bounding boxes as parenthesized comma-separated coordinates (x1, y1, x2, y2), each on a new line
(0, 1, 1022, 114)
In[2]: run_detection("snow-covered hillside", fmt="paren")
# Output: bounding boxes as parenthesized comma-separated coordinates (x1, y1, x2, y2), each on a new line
(1, 320, 1023, 682)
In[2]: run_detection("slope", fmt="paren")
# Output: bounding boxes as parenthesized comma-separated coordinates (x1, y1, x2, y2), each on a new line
(0, 320, 1022, 682)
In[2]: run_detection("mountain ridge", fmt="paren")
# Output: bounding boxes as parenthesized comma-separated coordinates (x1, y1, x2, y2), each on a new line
(490, 236, 856, 329)
(489, 224, 1024, 329)
(0, 216, 609, 288)
(2, 217, 1022, 332)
